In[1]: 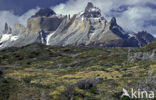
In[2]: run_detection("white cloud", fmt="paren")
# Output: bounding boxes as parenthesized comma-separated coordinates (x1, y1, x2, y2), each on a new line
(52, 0, 114, 18)
(117, 6, 154, 32)
(53, 0, 156, 35)
(0, 7, 39, 33)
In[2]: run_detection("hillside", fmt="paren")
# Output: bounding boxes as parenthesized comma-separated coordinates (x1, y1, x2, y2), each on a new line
(0, 43, 156, 100)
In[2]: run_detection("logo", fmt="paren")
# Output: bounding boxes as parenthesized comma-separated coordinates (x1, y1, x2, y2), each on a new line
(121, 88, 155, 99)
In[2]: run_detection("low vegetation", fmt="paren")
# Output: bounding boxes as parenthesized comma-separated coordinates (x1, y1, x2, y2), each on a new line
(0, 43, 156, 100)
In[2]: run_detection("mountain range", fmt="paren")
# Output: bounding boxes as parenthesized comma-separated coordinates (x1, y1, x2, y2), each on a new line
(0, 2, 155, 49)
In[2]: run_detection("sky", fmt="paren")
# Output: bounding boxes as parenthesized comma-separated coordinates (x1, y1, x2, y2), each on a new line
(0, 0, 156, 36)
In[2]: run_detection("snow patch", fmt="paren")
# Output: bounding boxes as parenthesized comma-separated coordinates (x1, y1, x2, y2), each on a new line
(0, 34, 19, 43)
(90, 32, 96, 40)
(128, 33, 137, 39)
(0, 34, 11, 42)
(46, 32, 55, 45)
(89, 7, 100, 13)
(10, 36, 19, 41)
(41, 35, 44, 44)
(81, 16, 84, 20)
(128, 33, 135, 37)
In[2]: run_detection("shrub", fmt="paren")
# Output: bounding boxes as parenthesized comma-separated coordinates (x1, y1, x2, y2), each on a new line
(62, 47, 71, 52)
(120, 96, 131, 100)
(61, 84, 92, 100)
(122, 73, 133, 77)
(61, 84, 75, 99)
(0, 71, 3, 77)
(26, 62, 31, 65)
(0, 78, 18, 100)
(49, 86, 66, 100)
(112, 92, 123, 99)
(2, 55, 8, 59)
(22, 77, 31, 84)
(76, 79, 96, 90)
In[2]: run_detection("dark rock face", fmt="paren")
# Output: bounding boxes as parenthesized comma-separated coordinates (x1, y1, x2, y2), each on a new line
(110, 17, 117, 26)
(4, 23, 9, 32)
(85, 2, 94, 12)
(109, 17, 138, 47)
(2, 22, 12, 34)
(32, 8, 56, 17)
(110, 17, 128, 39)
(27, 15, 64, 33)
(136, 31, 156, 46)
(109, 17, 156, 47)
(39, 17, 64, 32)
(125, 37, 139, 47)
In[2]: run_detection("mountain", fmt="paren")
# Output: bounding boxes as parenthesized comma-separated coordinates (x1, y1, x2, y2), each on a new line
(0, 2, 155, 49)
(31, 8, 56, 17)
(136, 31, 156, 46)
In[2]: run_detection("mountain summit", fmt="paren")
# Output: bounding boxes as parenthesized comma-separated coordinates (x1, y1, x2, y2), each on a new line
(84, 2, 101, 18)
(32, 8, 56, 17)
(85, 2, 94, 11)
(110, 17, 117, 26)
(0, 2, 155, 49)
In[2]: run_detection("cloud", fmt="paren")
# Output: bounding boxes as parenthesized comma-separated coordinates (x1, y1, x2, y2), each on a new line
(52, 0, 114, 18)
(0, 7, 39, 33)
(53, 0, 156, 36)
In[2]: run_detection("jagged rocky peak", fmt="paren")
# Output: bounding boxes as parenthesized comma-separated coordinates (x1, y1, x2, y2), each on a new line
(83, 2, 101, 18)
(137, 31, 153, 37)
(137, 31, 156, 43)
(3, 22, 12, 34)
(110, 17, 117, 26)
(85, 2, 94, 12)
(4, 23, 9, 31)
(138, 30, 150, 35)
(32, 8, 56, 17)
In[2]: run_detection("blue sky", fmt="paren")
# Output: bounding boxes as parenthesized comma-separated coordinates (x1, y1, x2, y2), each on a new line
(0, 0, 67, 15)
(0, 0, 156, 36)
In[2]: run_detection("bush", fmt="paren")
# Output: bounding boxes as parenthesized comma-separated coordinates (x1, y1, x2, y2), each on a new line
(22, 77, 31, 84)
(0, 71, 3, 77)
(112, 92, 123, 99)
(120, 96, 131, 100)
(61, 84, 75, 99)
(0, 78, 18, 100)
(76, 79, 96, 90)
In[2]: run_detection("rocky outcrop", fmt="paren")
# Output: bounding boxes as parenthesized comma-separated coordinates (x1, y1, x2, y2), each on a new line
(128, 49, 156, 62)
(137, 70, 156, 92)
